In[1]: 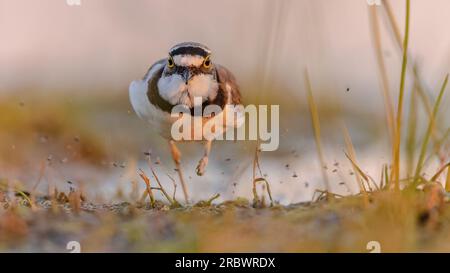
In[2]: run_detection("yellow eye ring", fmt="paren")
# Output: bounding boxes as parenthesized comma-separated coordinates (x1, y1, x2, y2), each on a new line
(203, 55, 211, 68)
(167, 56, 175, 68)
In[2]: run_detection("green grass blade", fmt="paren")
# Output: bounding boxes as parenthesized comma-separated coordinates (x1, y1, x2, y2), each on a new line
(414, 74, 449, 182)
(406, 86, 417, 177)
(392, 0, 410, 190)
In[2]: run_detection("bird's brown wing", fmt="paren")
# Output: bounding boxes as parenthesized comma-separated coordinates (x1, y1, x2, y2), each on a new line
(213, 64, 242, 107)
(145, 58, 176, 113)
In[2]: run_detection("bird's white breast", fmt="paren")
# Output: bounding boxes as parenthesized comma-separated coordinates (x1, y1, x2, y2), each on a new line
(188, 74, 218, 102)
(157, 74, 190, 106)
(157, 73, 218, 108)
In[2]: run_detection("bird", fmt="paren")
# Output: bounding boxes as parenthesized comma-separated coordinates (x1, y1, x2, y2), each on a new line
(129, 42, 242, 203)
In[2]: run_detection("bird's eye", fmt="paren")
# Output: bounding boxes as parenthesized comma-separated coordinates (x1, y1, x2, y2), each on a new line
(167, 56, 175, 68)
(203, 56, 211, 69)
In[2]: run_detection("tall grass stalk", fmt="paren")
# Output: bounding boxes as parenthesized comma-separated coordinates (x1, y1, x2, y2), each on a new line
(305, 70, 330, 195)
(414, 75, 449, 183)
(342, 126, 369, 206)
(383, 0, 440, 141)
(406, 84, 418, 177)
(258, 1, 288, 102)
(392, 0, 410, 190)
(368, 5, 395, 146)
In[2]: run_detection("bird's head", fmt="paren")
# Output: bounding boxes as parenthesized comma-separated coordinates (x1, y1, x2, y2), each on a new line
(157, 42, 219, 108)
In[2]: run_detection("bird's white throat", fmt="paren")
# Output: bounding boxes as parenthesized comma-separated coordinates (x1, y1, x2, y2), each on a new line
(157, 73, 218, 108)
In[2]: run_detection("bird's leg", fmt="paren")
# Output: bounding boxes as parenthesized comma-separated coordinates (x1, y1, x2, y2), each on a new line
(169, 140, 189, 203)
(196, 140, 212, 176)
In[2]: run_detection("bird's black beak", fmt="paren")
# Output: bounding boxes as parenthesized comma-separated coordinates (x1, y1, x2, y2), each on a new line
(182, 68, 192, 84)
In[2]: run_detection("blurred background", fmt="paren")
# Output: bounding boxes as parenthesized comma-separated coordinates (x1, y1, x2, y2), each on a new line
(0, 0, 449, 204)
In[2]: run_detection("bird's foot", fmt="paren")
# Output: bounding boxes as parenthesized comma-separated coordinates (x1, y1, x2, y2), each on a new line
(196, 156, 208, 176)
